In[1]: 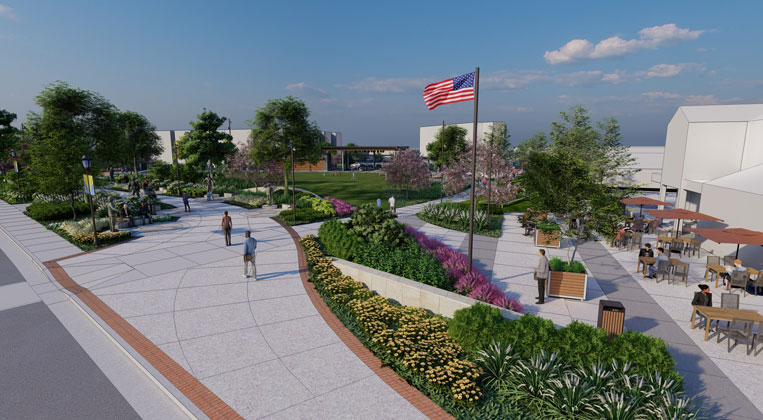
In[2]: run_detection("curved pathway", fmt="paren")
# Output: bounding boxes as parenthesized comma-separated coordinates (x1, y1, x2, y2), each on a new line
(2, 196, 427, 419)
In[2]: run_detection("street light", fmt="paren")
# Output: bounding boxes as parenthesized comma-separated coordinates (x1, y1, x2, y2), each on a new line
(173, 143, 180, 186)
(81, 154, 99, 246)
(290, 143, 296, 223)
(10, 150, 20, 195)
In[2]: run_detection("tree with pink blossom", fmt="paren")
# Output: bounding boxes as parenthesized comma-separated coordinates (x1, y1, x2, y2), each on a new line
(442, 142, 517, 211)
(383, 149, 431, 198)
(226, 142, 284, 187)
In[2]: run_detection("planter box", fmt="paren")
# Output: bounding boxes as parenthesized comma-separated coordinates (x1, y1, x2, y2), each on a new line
(333, 258, 519, 320)
(547, 271, 587, 300)
(535, 229, 561, 248)
(223, 192, 235, 198)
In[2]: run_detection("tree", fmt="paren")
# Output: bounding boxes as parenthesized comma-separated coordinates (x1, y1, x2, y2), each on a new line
(483, 122, 511, 157)
(226, 142, 283, 187)
(384, 149, 431, 198)
(26, 82, 121, 219)
(249, 97, 325, 190)
(0, 109, 19, 156)
(442, 142, 516, 213)
(426, 125, 468, 169)
(119, 111, 163, 177)
(516, 105, 633, 263)
(344, 142, 366, 165)
(176, 109, 237, 169)
(513, 131, 549, 166)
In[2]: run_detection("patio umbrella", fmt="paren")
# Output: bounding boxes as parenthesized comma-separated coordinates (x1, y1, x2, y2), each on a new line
(645, 208, 723, 238)
(620, 197, 672, 217)
(687, 227, 763, 259)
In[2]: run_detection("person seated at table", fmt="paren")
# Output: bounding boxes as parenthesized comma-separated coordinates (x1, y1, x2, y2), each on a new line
(639, 243, 654, 257)
(691, 284, 713, 306)
(720, 259, 746, 289)
(647, 247, 668, 278)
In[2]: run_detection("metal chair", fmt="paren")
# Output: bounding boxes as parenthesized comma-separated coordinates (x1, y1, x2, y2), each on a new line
(629, 233, 642, 252)
(706, 256, 721, 283)
(750, 274, 763, 296)
(669, 242, 684, 257)
(728, 270, 751, 296)
(723, 256, 735, 266)
(620, 232, 632, 250)
(721, 292, 740, 310)
(655, 260, 671, 282)
(671, 263, 689, 287)
(684, 239, 701, 258)
(717, 318, 756, 354)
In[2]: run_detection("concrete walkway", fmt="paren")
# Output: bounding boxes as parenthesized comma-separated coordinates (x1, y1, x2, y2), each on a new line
(0, 197, 426, 419)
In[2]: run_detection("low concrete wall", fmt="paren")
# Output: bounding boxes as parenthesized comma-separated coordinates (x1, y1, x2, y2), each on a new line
(333, 258, 519, 320)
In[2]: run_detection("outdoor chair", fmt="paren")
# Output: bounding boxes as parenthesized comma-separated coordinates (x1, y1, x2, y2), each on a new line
(706, 256, 721, 282)
(647, 220, 659, 234)
(717, 318, 756, 355)
(750, 274, 763, 296)
(655, 260, 671, 283)
(669, 242, 684, 257)
(728, 270, 751, 296)
(723, 256, 735, 266)
(671, 262, 689, 287)
(629, 233, 642, 252)
(620, 233, 632, 250)
(685, 239, 701, 258)
(714, 293, 741, 330)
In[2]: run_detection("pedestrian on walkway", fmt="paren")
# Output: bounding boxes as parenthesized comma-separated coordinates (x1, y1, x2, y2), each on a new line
(183, 190, 191, 212)
(243, 230, 257, 279)
(533, 249, 549, 304)
(389, 195, 396, 214)
(376, 196, 382, 208)
(221, 211, 233, 246)
(139, 202, 152, 225)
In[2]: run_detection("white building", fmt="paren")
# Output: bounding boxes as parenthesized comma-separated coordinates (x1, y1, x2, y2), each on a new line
(657, 104, 763, 261)
(155, 129, 341, 164)
(419, 121, 503, 158)
(610, 146, 665, 190)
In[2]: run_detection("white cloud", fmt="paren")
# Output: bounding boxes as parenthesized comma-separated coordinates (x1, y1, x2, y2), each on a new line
(340, 77, 427, 93)
(0, 5, 17, 20)
(642, 91, 681, 100)
(685, 95, 719, 105)
(640, 63, 706, 78)
(284, 82, 327, 97)
(544, 23, 704, 64)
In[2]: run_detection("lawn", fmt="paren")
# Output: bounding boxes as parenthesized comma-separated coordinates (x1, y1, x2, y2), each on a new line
(293, 172, 441, 208)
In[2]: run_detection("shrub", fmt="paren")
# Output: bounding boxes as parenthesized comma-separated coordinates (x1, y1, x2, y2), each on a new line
(147, 161, 174, 182)
(448, 303, 509, 355)
(25, 201, 90, 221)
(167, 181, 206, 197)
(324, 196, 356, 216)
(349, 204, 405, 246)
(318, 220, 363, 261)
(226, 192, 267, 208)
(354, 238, 451, 290)
(548, 257, 586, 274)
(71, 230, 131, 246)
(419, 202, 491, 233)
(278, 207, 330, 225)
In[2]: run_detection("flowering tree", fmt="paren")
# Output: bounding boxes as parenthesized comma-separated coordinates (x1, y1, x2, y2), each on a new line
(226, 142, 284, 187)
(442, 142, 517, 211)
(384, 149, 431, 198)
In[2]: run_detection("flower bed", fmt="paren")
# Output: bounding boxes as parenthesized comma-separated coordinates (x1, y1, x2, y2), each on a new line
(417, 202, 502, 238)
(301, 236, 703, 419)
(324, 196, 356, 216)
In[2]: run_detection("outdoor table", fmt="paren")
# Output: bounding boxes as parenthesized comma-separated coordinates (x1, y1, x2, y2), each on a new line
(705, 265, 760, 287)
(657, 236, 691, 248)
(690, 305, 763, 341)
(637, 257, 683, 276)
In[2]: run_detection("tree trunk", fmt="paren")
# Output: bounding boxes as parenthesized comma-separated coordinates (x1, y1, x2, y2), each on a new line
(133, 157, 139, 178)
(570, 239, 579, 264)
(70, 191, 77, 221)
(283, 167, 289, 196)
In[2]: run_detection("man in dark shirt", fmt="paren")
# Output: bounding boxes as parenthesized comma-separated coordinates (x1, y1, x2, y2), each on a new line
(639, 243, 654, 257)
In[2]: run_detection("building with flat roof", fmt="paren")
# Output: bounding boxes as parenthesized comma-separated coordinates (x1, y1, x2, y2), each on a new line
(657, 104, 763, 261)
(419, 121, 503, 158)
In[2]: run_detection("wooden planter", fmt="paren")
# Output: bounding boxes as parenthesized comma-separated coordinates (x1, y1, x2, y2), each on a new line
(547, 271, 587, 300)
(535, 229, 561, 248)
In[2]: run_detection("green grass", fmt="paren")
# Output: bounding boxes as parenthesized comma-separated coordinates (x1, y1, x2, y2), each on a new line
(500, 197, 531, 213)
(292, 172, 442, 208)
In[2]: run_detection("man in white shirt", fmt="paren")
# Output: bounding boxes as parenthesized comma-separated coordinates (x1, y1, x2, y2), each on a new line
(389, 195, 396, 214)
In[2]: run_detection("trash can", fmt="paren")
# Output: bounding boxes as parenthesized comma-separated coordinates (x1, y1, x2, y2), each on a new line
(598, 300, 625, 337)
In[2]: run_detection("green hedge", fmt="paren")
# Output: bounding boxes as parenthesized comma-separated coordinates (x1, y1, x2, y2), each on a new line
(277, 207, 330, 225)
(317, 220, 363, 261)
(548, 257, 586, 273)
(448, 304, 681, 385)
(354, 238, 451, 290)
(25, 201, 90, 221)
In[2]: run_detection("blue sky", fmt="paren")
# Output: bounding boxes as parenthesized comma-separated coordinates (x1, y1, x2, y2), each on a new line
(1, 1, 762, 147)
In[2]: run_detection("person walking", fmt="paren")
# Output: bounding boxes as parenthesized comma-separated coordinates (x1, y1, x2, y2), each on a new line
(376, 196, 382, 208)
(242, 230, 257, 279)
(183, 190, 191, 212)
(533, 249, 549, 304)
(389, 195, 396, 214)
(221, 211, 233, 246)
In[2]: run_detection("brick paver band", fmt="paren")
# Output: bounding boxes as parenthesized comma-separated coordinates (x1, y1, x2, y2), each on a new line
(272, 217, 455, 420)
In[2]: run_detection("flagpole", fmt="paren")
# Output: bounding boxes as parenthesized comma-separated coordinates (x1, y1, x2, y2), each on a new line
(467, 67, 479, 273)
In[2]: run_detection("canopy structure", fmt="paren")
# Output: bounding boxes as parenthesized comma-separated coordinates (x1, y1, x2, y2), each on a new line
(687, 227, 763, 258)
(620, 197, 672, 216)
(645, 209, 724, 237)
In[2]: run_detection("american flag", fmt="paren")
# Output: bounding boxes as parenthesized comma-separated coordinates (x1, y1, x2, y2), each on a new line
(423, 72, 475, 110)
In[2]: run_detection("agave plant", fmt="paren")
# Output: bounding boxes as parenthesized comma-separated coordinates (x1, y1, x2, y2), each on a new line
(505, 351, 561, 399)
(644, 393, 707, 420)
(645, 373, 682, 398)
(546, 372, 597, 418)
(476, 341, 516, 387)
(592, 391, 647, 420)
(577, 362, 615, 390)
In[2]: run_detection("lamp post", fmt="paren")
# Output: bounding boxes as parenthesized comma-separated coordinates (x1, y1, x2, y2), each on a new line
(173, 143, 180, 186)
(10, 150, 20, 195)
(290, 143, 296, 223)
(81, 155, 99, 246)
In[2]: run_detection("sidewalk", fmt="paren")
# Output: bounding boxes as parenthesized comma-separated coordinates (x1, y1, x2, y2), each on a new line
(1, 197, 426, 419)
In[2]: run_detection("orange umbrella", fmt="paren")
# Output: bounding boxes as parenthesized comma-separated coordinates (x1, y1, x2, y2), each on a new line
(620, 197, 672, 217)
(645, 209, 723, 237)
(687, 227, 763, 258)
